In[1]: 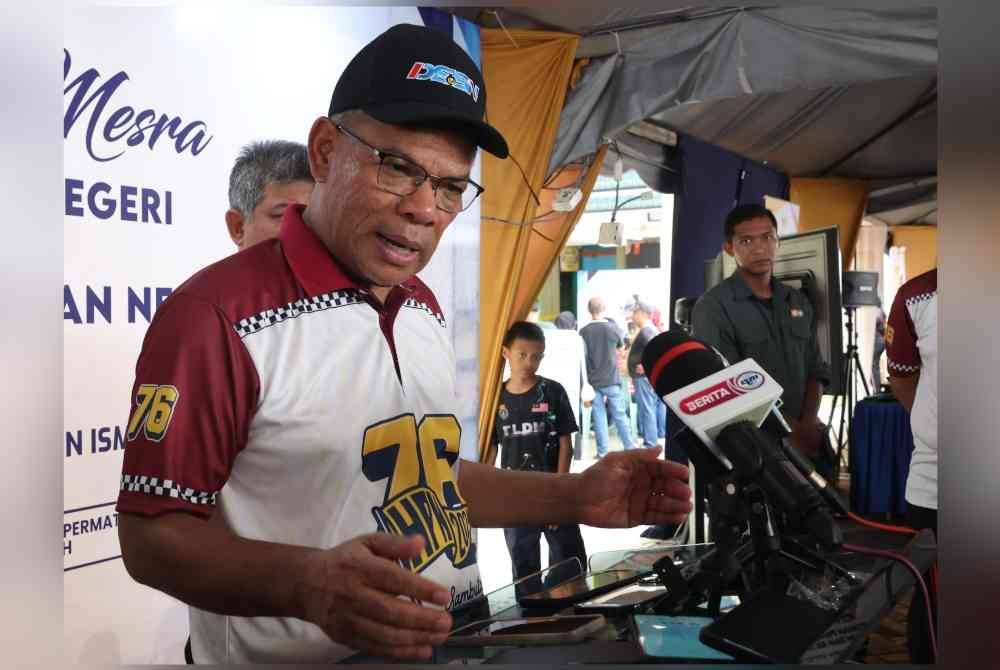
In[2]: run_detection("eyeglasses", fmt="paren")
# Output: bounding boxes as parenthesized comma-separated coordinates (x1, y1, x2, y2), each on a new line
(733, 232, 779, 249)
(335, 123, 484, 214)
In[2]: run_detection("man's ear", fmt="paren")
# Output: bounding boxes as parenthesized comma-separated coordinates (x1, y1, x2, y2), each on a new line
(723, 239, 735, 258)
(225, 209, 246, 249)
(308, 116, 337, 183)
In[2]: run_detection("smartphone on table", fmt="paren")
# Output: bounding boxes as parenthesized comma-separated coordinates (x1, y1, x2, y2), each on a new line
(445, 614, 606, 646)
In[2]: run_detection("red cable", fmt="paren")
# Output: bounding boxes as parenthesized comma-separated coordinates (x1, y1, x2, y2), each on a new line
(847, 511, 917, 535)
(842, 543, 937, 662)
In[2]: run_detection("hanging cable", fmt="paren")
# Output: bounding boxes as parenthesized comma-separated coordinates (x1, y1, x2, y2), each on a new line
(482, 149, 600, 226)
(489, 10, 518, 48)
(843, 543, 937, 662)
(846, 512, 916, 535)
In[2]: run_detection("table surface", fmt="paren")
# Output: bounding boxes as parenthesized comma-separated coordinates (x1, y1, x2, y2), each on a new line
(425, 523, 936, 665)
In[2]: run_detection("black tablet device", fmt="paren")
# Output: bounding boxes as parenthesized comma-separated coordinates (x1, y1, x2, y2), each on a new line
(698, 589, 841, 663)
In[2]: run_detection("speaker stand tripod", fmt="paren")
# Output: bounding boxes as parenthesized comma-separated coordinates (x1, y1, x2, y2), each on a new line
(826, 306, 870, 481)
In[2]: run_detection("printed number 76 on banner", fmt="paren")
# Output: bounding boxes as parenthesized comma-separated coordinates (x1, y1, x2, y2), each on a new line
(127, 384, 180, 442)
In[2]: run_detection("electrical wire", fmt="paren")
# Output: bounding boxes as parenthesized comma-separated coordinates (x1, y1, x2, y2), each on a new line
(509, 152, 541, 207)
(482, 150, 600, 226)
(847, 512, 917, 535)
(842, 543, 937, 662)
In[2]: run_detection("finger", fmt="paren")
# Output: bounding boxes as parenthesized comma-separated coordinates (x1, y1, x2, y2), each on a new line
(347, 631, 436, 662)
(644, 494, 694, 522)
(358, 556, 452, 608)
(647, 474, 692, 502)
(363, 531, 426, 561)
(648, 458, 689, 481)
(642, 509, 692, 526)
(648, 493, 694, 515)
(348, 609, 450, 650)
(351, 583, 453, 633)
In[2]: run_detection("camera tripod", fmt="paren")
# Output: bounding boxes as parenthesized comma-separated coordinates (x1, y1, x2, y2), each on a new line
(826, 306, 871, 481)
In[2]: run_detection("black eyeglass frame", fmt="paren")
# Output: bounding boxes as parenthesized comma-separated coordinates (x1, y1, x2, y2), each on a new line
(334, 122, 485, 213)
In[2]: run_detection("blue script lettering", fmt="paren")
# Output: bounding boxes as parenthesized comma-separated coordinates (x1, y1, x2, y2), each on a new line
(63, 49, 213, 162)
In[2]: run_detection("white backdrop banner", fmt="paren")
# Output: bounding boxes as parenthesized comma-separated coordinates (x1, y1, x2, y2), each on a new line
(63, 6, 481, 664)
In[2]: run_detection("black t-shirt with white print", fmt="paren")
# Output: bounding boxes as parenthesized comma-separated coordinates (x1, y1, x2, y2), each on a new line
(493, 376, 577, 472)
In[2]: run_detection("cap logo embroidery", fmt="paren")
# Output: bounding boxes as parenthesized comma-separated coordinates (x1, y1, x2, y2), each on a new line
(406, 62, 480, 102)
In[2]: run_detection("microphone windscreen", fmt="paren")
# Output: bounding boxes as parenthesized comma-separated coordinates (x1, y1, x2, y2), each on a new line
(642, 330, 725, 397)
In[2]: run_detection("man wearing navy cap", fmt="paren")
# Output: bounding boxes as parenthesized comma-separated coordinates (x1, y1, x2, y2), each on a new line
(116, 24, 692, 664)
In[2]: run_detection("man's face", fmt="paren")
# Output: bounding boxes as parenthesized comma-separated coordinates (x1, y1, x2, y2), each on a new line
(725, 216, 778, 276)
(632, 309, 649, 327)
(305, 114, 474, 289)
(230, 180, 313, 250)
(503, 338, 545, 378)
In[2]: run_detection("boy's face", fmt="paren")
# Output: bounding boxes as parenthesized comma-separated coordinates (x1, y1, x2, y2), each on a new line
(503, 337, 545, 378)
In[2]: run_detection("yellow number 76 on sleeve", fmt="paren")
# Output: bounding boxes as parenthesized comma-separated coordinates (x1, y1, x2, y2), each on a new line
(127, 384, 180, 442)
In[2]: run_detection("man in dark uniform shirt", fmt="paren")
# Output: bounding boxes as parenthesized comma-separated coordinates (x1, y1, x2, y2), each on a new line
(692, 204, 832, 470)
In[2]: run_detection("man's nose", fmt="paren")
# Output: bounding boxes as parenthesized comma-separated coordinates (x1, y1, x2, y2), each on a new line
(397, 180, 437, 226)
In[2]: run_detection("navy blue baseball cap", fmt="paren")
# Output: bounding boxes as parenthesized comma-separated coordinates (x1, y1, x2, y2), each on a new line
(329, 23, 509, 158)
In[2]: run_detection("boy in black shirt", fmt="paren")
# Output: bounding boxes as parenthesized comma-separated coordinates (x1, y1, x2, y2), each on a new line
(485, 321, 588, 583)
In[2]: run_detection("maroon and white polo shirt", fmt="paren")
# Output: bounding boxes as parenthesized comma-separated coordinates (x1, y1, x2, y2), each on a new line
(116, 205, 481, 663)
(886, 268, 937, 510)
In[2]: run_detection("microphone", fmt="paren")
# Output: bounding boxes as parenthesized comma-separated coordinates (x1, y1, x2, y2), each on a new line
(642, 331, 842, 548)
(761, 412, 850, 517)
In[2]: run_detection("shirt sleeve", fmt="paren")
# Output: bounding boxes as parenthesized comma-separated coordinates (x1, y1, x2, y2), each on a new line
(553, 383, 579, 436)
(691, 293, 741, 366)
(886, 288, 921, 378)
(116, 292, 258, 518)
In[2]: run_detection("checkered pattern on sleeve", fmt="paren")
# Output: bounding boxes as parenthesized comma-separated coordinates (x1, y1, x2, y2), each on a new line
(905, 291, 935, 309)
(402, 297, 447, 328)
(120, 474, 217, 506)
(234, 290, 361, 338)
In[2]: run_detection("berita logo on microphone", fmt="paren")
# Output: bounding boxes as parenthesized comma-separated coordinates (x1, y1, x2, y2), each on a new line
(680, 371, 764, 415)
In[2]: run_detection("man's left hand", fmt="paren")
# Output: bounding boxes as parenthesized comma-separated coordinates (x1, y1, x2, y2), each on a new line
(576, 447, 692, 528)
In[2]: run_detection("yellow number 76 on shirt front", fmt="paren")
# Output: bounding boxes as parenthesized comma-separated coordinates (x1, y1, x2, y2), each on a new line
(127, 384, 180, 442)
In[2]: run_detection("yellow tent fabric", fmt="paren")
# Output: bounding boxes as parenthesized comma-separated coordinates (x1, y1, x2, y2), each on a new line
(478, 29, 579, 461)
(890, 224, 938, 279)
(789, 178, 870, 268)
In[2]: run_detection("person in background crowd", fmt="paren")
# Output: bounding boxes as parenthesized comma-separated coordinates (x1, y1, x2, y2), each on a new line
(485, 321, 587, 584)
(627, 301, 667, 449)
(581, 297, 636, 458)
(886, 268, 937, 664)
(225, 140, 314, 250)
(872, 299, 887, 389)
(540, 311, 594, 438)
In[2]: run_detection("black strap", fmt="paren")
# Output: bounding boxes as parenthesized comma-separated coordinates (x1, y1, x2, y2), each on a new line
(184, 637, 194, 665)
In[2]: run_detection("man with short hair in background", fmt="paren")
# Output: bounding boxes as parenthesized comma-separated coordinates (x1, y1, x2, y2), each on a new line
(692, 203, 832, 472)
(224, 140, 314, 250)
(628, 301, 666, 449)
(581, 297, 636, 457)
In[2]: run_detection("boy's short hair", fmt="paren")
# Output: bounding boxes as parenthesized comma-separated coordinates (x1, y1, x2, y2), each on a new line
(502, 321, 545, 348)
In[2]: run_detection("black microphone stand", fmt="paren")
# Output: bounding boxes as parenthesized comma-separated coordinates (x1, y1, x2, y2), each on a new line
(652, 451, 857, 619)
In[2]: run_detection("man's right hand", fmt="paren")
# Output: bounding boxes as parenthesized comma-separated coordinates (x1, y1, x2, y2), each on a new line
(297, 533, 453, 660)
